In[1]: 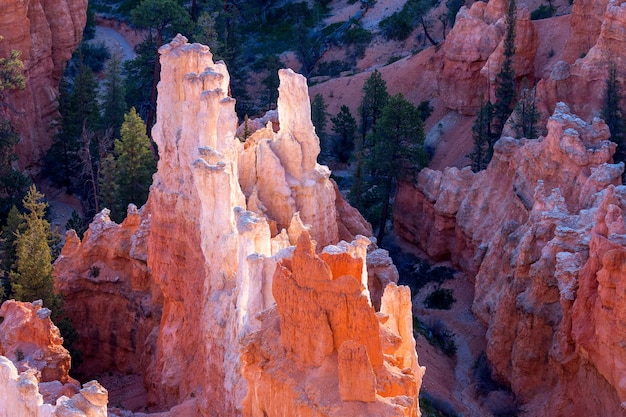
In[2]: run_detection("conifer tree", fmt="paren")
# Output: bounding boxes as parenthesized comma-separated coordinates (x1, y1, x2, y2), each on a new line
(0, 121, 30, 216)
(603, 63, 626, 175)
(10, 186, 59, 310)
(365, 94, 428, 243)
(331, 105, 357, 163)
(513, 86, 540, 139)
(102, 108, 156, 221)
(468, 100, 494, 172)
(351, 70, 389, 210)
(492, 0, 517, 137)
(102, 55, 128, 138)
(311, 93, 328, 145)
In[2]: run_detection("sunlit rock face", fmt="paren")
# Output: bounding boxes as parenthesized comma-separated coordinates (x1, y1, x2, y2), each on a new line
(50, 35, 414, 416)
(241, 232, 424, 417)
(0, 0, 87, 171)
(395, 102, 626, 415)
(0, 300, 108, 417)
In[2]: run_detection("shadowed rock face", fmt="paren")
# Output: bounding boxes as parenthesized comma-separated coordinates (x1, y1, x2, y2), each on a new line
(48, 35, 413, 416)
(395, 102, 626, 415)
(0, 0, 87, 171)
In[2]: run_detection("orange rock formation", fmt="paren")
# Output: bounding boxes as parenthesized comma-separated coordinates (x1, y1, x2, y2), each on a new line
(0, 0, 87, 170)
(241, 232, 423, 417)
(48, 35, 416, 416)
(0, 300, 109, 416)
(395, 102, 626, 415)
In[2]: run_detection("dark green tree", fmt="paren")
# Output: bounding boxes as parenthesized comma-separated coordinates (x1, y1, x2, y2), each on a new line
(65, 210, 87, 240)
(131, 0, 192, 129)
(261, 55, 282, 110)
(351, 70, 389, 210)
(98, 154, 120, 215)
(0, 121, 31, 217)
(468, 100, 494, 172)
(330, 105, 357, 163)
(102, 54, 128, 137)
(513, 86, 540, 139)
(104, 108, 156, 221)
(47, 61, 100, 188)
(492, 0, 517, 137)
(311, 93, 328, 144)
(364, 94, 428, 243)
(9, 186, 60, 310)
(603, 63, 626, 178)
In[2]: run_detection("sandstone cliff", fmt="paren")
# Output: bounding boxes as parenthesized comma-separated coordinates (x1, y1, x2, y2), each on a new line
(46, 35, 417, 416)
(0, 0, 87, 171)
(395, 102, 626, 415)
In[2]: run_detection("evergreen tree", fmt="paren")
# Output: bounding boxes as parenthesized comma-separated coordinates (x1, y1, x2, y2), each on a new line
(351, 70, 389, 210)
(0, 121, 31, 217)
(98, 154, 120, 215)
(261, 55, 282, 110)
(513, 86, 540, 139)
(131, 0, 192, 130)
(9, 186, 60, 310)
(47, 61, 100, 188)
(468, 100, 494, 172)
(330, 105, 357, 163)
(108, 108, 157, 221)
(102, 55, 128, 137)
(492, 0, 517, 137)
(603, 63, 626, 178)
(364, 94, 429, 243)
(311, 93, 328, 144)
(0, 40, 26, 110)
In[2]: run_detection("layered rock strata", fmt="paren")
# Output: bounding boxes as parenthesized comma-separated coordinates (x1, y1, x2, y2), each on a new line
(50, 35, 416, 416)
(0, 0, 87, 170)
(395, 102, 626, 415)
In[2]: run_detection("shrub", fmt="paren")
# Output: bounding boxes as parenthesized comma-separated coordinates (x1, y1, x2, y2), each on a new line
(420, 392, 460, 417)
(414, 317, 457, 356)
(89, 265, 100, 278)
(424, 288, 456, 309)
(530, 4, 556, 20)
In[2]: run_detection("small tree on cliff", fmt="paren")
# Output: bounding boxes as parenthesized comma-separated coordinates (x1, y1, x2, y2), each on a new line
(10, 186, 61, 310)
(603, 62, 626, 179)
(0, 38, 26, 111)
(362, 94, 429, 243)
(492, 0, 517, 137)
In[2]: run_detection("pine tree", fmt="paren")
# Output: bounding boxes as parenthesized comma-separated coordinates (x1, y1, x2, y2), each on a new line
(110, 108, 156, 220)
(311, 93, 328, 144)
(131, 0, 192, 130)
(98, 154, 119, 215)
(603, 63, 626, 179)
(351, 70, 389, 210)
(364, 94, 429, 243)
(331, 105, 357, 163)
(102, 54, 128, 138)
(0, 120, 31, 216)
(513, 86, 540, 139)
(468, 100, 494, 172)
(9, 186, 60, 310)
(492, 0, 517, 137)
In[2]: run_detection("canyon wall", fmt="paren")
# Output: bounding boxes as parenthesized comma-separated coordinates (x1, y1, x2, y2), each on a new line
(47, 35, 419, 416)
(395, 102, 626, 415)
(0, 0, 87, 171)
